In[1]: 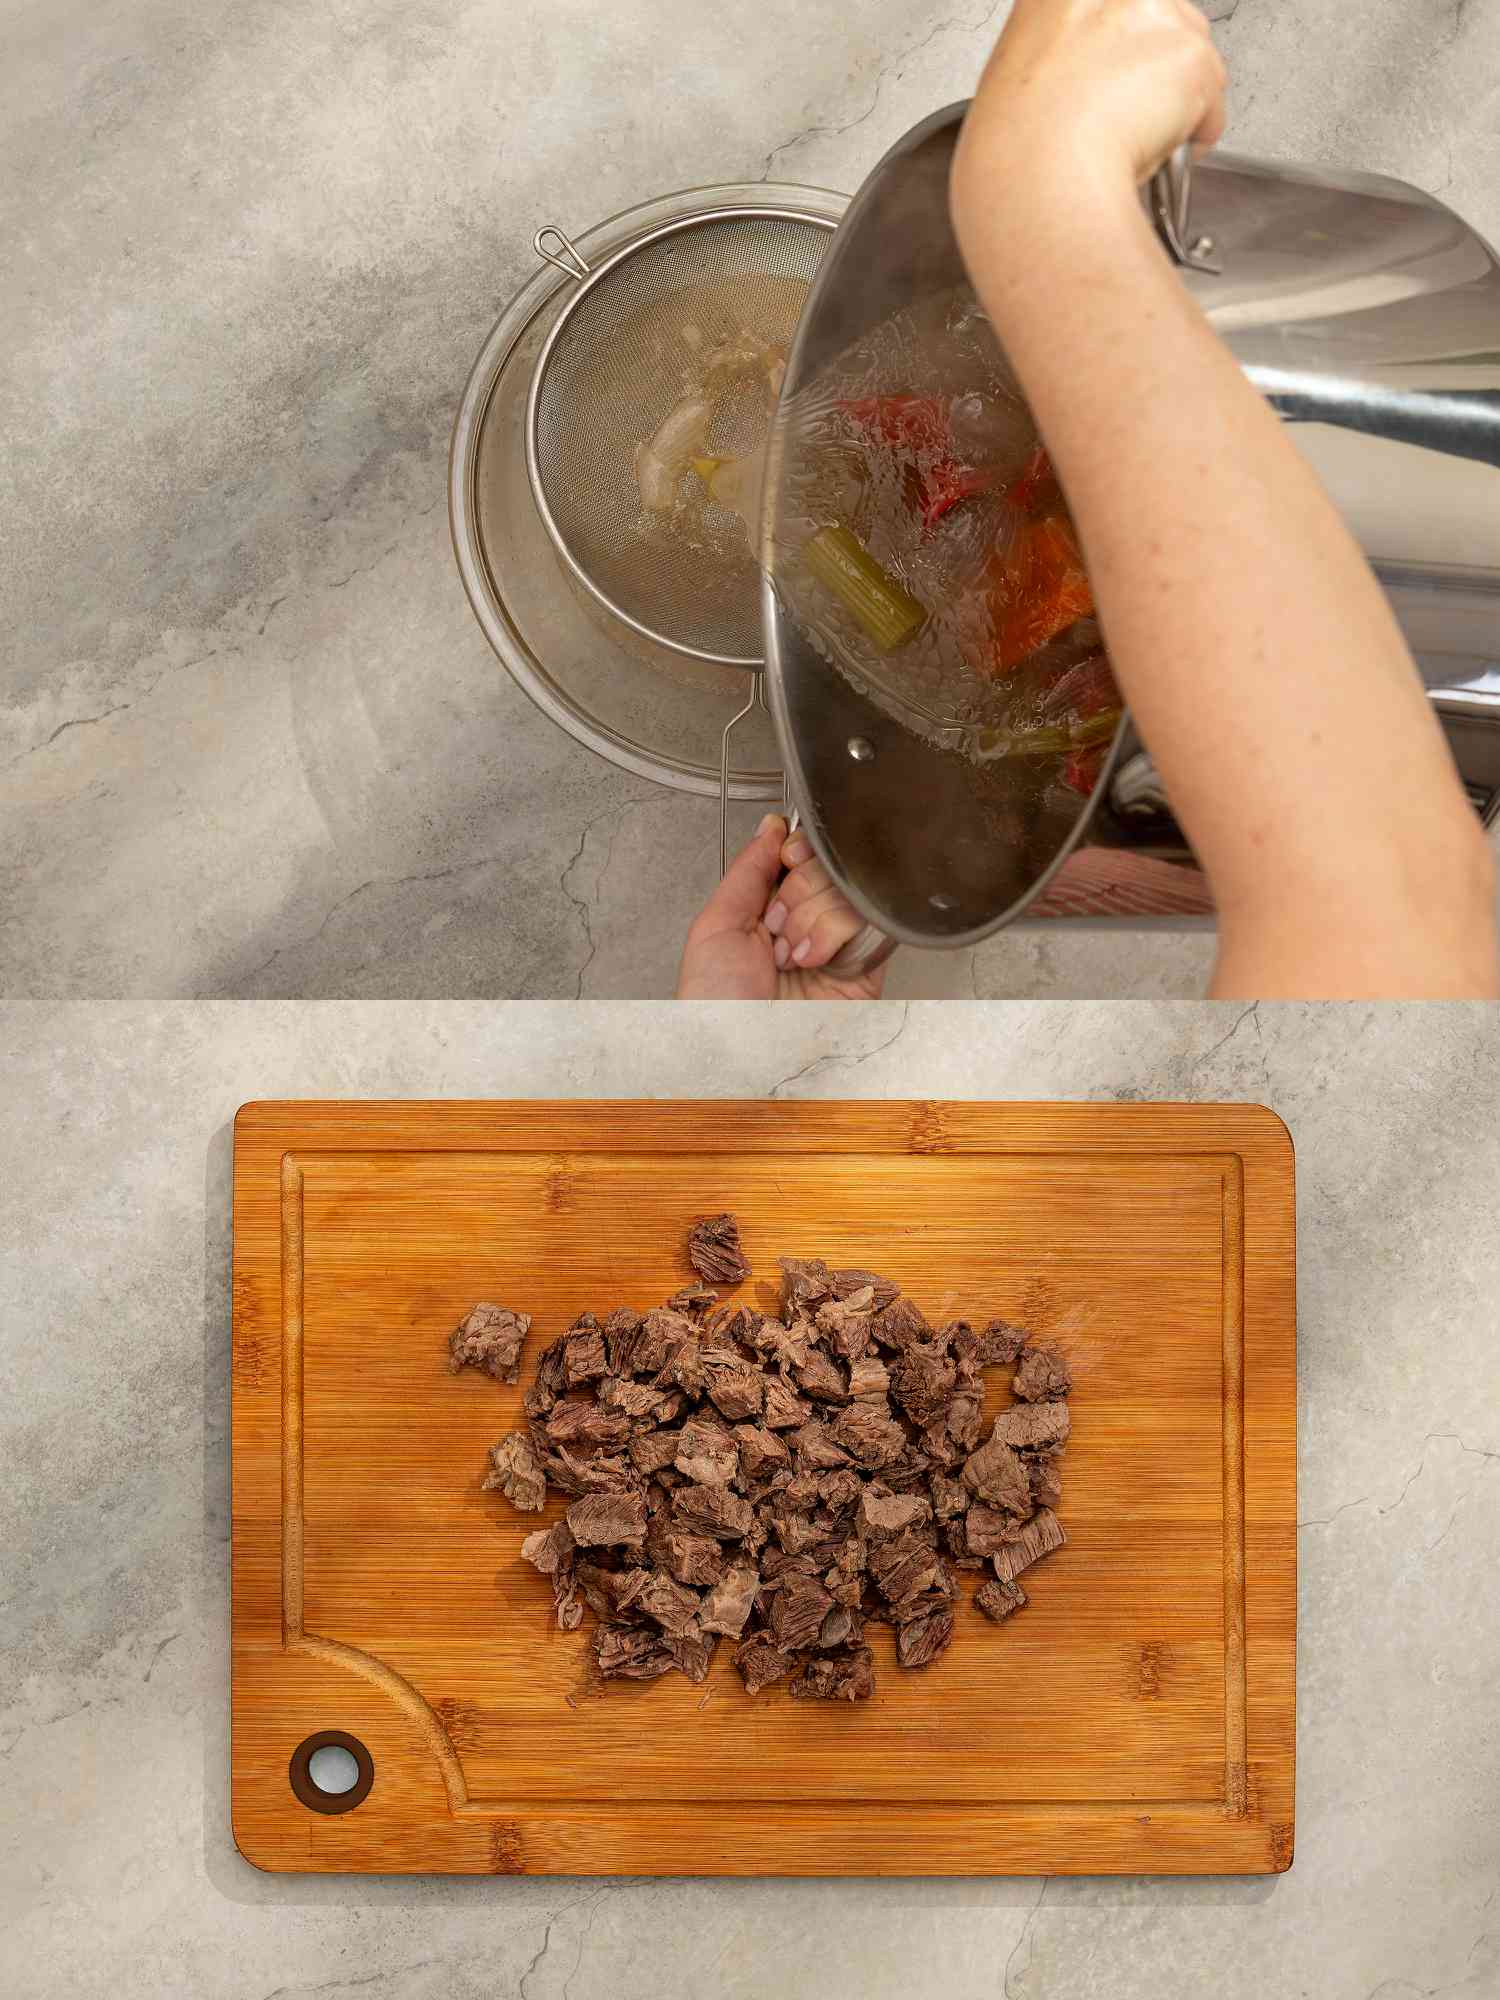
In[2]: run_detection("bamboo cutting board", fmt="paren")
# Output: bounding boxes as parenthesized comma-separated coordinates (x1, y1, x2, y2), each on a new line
(231, 1099, 1295, 1876)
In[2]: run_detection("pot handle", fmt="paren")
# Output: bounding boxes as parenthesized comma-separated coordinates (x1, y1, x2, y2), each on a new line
(1149, 145, 1222, 274)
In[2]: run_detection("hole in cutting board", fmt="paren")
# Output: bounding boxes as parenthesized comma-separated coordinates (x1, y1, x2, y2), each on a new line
(288, 1730, 374, 1815)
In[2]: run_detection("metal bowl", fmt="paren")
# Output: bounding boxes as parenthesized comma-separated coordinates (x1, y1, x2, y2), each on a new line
(450, 181, 847, 801)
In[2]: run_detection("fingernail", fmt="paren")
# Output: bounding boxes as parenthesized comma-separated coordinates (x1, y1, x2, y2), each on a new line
(757, 812, 785, 837)
(765, 900, 787, 936)
(785, 835, 812, 864)
(773, 936, 791, 970)
(792, 938, 812, 965)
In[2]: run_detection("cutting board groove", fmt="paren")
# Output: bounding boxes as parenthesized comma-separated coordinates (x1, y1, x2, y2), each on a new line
(232, 1100, 1295, 1875)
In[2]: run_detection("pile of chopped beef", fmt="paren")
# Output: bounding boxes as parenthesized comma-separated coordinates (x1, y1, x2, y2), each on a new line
(449, 1218, 1072, 1700)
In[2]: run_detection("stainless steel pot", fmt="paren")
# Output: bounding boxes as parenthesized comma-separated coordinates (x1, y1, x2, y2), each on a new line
(763, 104, 1500, 951)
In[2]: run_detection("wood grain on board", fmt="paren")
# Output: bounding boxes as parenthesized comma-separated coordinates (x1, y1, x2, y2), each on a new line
(230, 1099, 1295, 1876)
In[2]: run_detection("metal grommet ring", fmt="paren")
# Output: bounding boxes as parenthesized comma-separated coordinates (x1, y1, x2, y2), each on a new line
(288, 1729, 375, 1815)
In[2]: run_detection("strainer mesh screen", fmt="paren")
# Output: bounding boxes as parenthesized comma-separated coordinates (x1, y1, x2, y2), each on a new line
(530, 213, 829, 662)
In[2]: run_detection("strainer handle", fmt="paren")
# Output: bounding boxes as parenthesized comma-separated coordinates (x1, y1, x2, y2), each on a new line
(1149, 145, 1222, 275)
(533, 225, 591, 282)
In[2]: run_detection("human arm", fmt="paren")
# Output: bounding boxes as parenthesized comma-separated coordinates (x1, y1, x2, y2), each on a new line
(950, 0, 1498, 997)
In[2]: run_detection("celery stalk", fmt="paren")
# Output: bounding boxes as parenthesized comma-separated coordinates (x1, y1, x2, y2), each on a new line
(802, 524, 927, 652)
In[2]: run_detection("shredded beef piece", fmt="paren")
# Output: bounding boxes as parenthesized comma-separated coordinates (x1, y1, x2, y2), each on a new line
(673, 1482, 753, 1540)
(700, 1563, 759, 1637)
(632, 1570, 702, 1636)
(897, 1608, 955, 1668)
(736, 1631, 795, 1695)
(962, 1434, 1033, 1514)
(627, 1429, 680, 1477)
(1029, 1453, 1064, 1510)
(794, 1350, 849, 1405)
(1013, 1343, 1072, 1403)
(979, 1319, 1030, 1365)
(873, 1295, 930, 1350)
(703, 1355, 765, 1421)
(482, 1431, 548, 1511)
(990, 1507, 1066, 1582)
(761, 1375, 808, 1430)
(596, 1625, 677, 1680)
(991, 1402, 1071, 1453)
(566, 1489, 647, 1549)
(673, 1416, 739, 1486)
(519, 1520, 575, 1575)
(648, 1524, 726, 1588)
(732, 1423, 790, 1480)
(464, 1236, 1072, 1699)
(858, 1488, 933, 1540)
(975, 1576, 1028, 1622)
(449, 1303, 532, 1383)
(770, 1574, 834, 1651)
(792, 1645, 876, 1701)
(669, 1283, 720, 1317)
(688, 1213, 751, 1287)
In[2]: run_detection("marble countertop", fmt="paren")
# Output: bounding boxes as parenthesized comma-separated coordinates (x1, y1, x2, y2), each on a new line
(4, 1000, 1498, 1996)
(3, 0, 1499, 999)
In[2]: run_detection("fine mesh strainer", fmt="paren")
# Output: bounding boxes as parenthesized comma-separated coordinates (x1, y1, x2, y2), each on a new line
(526, 210, 831, 666)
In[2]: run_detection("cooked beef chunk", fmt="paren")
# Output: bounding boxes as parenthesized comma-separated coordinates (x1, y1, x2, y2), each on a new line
(481, 1431, 548, 1511)
(975, 1576, 1028, 1622)
(736, 1631, 795, 1695)
(791, 1645, 876, 1701)
(627, 1428, 681, 1477)
(449, 1303, 532, 1383)
(632, 1570, 702, 1636)
(761, 1375, 808, 1430)
(990, 1507, 1066, 1582)
(889, 1344, 956, 1429)
(897, 1608, 955, 1668)
(794, 1350, 850, 1405)
(991, 1403, 1071, 1452)
(1029, 1453, 1064, 1510)
(668, 1283, 720, 1317)
(671, 1629, 718, 1683)
(962, 1502, 1019, 1558)
(545, 1402, 634, 1454)
(673, 1482, 753, 1540)
(979, 1319, 1030, 1365)
(596, 1624, 677, 1680)
(688, 1213, 751, 1287)
(779, 1256, 837, 1311)
(565, 1490, 647, 1548)
(703, 1355, 765, 1421)
(597, 1377, 673, 1421)
(673, 1416, 739, 1487)
(815, 1287, 877, 1362)
(962, 1434, 1032, 1515)
(519, 1519, 575, 1575)
(868, 1530, 943, 1607)
(857, 1488, 933, 1540)
(770, 1574, 834, 1651)
(648, 1524, 726, 1588)
(1012, 1343, 1072, 1403)
(873, 1295, 930, 1350)
(732, 1423, 790, 1480)
(465, 1238, 1072, 1698)
(562, 1328, 608, 1386)
(790, 1420, 853, 1472)
(846, 1354, 892, 1402)
(699, 1563, 760, 1638)
(826, 1401, 908, 1470)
